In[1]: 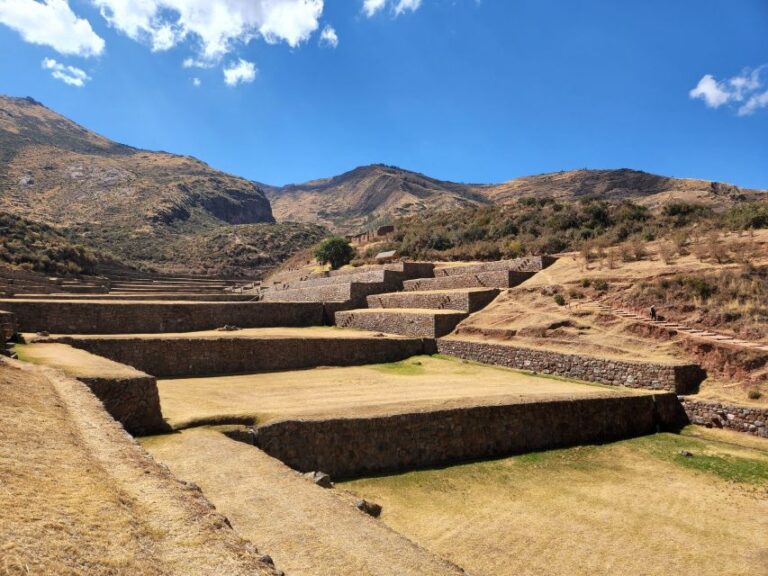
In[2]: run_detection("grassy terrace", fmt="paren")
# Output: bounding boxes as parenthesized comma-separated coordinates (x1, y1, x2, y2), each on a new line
(155, 355, 633, 429)
(342, 427, 768, 576)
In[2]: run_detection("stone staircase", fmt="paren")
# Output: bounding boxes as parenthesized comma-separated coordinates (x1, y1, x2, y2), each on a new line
(335, 257, 556, 338)
(261, 264, 436, 308)
(588, 301, 768, 353)
(337, 288, 500, 338)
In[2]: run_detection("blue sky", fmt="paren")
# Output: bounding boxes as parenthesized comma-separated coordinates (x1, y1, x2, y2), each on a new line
(1, 0, 767, 188)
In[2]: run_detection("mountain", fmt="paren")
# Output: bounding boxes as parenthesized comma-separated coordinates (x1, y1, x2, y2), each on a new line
(482, 168, 764, 209)
(262, 164, 490, 233)
(266, 165, 765, 233)
(0, 96, 323, 277)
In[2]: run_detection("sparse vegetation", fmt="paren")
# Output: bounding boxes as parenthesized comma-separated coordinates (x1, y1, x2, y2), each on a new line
(314, 236, 356, 270)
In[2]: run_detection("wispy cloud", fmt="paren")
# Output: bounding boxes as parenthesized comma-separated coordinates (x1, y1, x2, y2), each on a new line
(363, 0, 421, 17)
(319, 25, 338, 48)
(690, 66, 768, 116)
(223, 58, 257, 86)
(0, 0, 104, 57)
(41, 57, 90, 86)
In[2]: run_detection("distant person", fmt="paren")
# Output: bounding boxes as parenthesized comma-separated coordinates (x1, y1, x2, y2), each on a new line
(650, 305, 657, 321)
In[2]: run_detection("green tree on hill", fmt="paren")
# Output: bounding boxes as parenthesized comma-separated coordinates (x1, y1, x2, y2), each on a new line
(314, 236, 355, 270)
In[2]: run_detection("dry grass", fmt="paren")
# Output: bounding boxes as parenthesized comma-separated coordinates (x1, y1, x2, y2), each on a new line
(343, 428, 768, 576)
(0, 359, 274, 576)
(141, 428, 464, 576)
(15, 342, 146, 379)
(156, 355, 624, 429)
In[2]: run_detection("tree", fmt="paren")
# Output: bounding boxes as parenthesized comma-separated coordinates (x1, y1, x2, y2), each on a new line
(314, 236, 355, 270)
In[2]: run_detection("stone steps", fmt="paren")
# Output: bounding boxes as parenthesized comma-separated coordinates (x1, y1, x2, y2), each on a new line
(367, 288, 499, 313)
(335, 308, 468, 338)
(403, 270, 534, 291)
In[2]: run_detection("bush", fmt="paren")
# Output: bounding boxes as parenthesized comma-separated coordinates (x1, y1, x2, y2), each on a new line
(553, 293, 566, 306)
(314, 236, 355, 270)
(594, 279, 609, 292)
(748, 388, 762, 400)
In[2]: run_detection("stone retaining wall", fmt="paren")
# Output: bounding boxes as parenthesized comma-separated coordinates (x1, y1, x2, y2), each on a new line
(0, 310, 16, 342)
(53, 336, 427, 378)
(77, 373, 168, 436)
(253, 393, 685, 478)
(262, 282, 390, 305)
(433, 256, 556, 277)
(437, 339, 705, 394)
(403, 271, 534, 291)
(327, 262, 434, 280)
(680, 398, 768, 437)
(367, 288, 499, 313)
(0, 300, 323, 334)
(336, 310, 467, 338)
(276, 269, 404, 291)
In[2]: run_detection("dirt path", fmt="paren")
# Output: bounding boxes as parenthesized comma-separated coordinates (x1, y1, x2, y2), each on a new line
(0, 359, 276, 576)
(142, 428, 466, 576)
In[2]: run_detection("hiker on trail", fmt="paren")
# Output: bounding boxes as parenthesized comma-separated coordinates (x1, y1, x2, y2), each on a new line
(650, 305, 657, 321)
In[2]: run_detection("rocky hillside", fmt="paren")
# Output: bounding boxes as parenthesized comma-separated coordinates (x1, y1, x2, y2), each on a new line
(262, 164, 489, 233)
(0, 96, 321, 277)
(266, 165, 764, 234)
(483, 168, 763, 209)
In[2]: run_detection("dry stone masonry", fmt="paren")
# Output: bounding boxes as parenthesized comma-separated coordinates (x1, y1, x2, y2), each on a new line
(252, 393, 686, 478)
(680, 398, 768, 437)
(437, 339, 705, 394)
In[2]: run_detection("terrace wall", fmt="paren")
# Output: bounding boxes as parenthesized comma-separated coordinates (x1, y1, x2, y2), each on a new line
(436, 339, 705, 394)
(253, 393, 685, 478)
(0, 310, 16, 342)
(680, 398, 768, 438)
(52, 336, 428, 378)
(77, 372, 168, 436)
(0, 300, 323, 334)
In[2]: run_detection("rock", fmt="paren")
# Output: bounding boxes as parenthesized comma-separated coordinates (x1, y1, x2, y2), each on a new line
(356, 499, 382, 518)
(259, 554, 275, 566)
(304, 471, 333, 488)
(678, 450, 693, 458)
(36, 331, 50, 337)
(216, 325, 241, 332)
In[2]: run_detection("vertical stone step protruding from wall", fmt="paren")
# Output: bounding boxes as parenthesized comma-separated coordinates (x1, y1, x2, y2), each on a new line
(367, 288, 500, 313)
(335, 309, 468, 338)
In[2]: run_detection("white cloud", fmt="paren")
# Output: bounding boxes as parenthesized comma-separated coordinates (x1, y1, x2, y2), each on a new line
(739, 90, 768, 116)
(93, 0, 324, 62)
(690, 66, 768, 116)
(41, 57, 91, 86)
(362, 0, 421, 17)
(192, 76, 201, 86)
(0, 0, 104, 57)
(689, 74, 732, 108)
(363, 0, 386, 17)
(393, 0, 421, 15)
(319, 24, 337, 48)
(223, 58, 256, 86)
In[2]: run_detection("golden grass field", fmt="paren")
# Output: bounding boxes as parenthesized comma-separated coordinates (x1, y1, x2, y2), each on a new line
(155, 355, 630, 429)
(0, 359, 273, 576)
(343, 427, 768, 576)
(142, 428, 464, 576)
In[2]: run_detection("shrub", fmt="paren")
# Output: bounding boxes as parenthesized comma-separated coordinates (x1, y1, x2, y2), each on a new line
(314, 236, 355, 270)
(553, 293, 566, 306)
(594, 279, 609, 292)
(748, 388, 762, 400)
